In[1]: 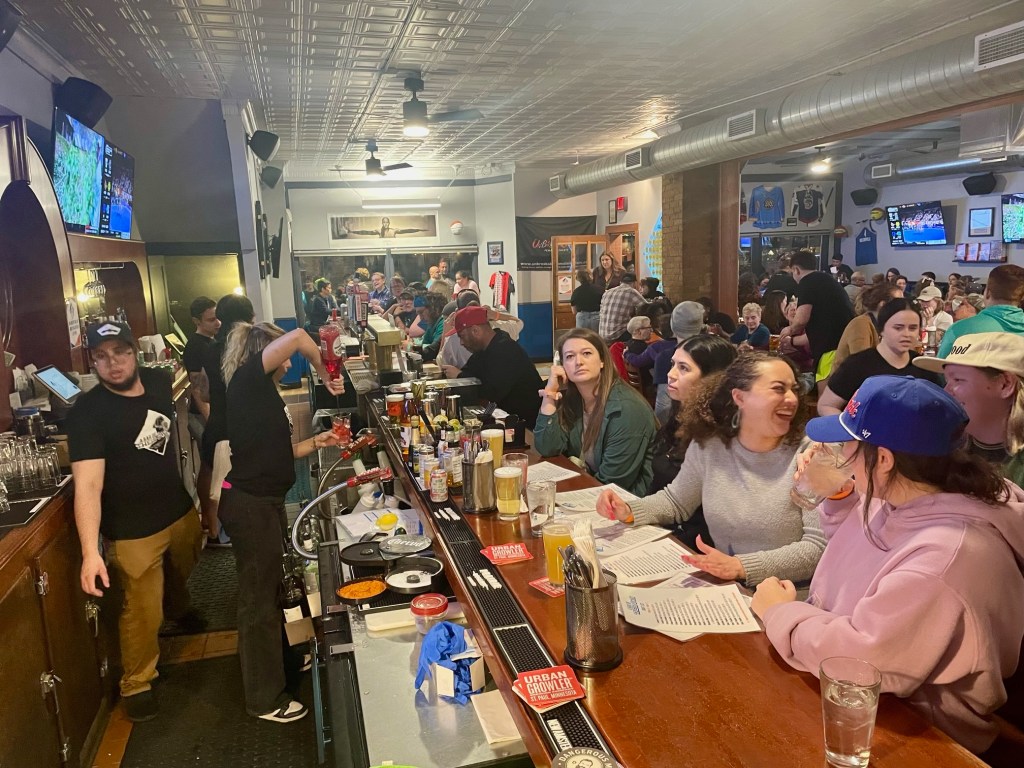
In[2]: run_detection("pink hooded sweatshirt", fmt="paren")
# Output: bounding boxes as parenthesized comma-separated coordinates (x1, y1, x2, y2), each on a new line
(763, 485, 1024, 753)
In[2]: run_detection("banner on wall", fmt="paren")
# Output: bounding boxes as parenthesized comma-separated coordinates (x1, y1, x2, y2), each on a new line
(515, 215, 597, 271)
(740, 179, 837, 234)
(327, 213, 439, 249)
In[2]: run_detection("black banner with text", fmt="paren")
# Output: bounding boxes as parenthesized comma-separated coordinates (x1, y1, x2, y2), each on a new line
(515, 215, 597, 272)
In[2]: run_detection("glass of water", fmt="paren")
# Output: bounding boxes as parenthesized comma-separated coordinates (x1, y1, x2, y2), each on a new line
(525, 480, 556, 537)
(820, 657, 882, 768)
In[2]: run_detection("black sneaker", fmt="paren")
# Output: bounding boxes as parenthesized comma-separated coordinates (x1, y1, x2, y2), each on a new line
(258, 700, 308, 723)
(171, 608, 208, 635)
(123, 690, 157, 723)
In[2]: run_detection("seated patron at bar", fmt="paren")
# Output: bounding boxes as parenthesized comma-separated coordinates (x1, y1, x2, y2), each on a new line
(834, 281, 904, 370)
(938, 264, 1024, 357)
(818, 298, 939, 416)
(914, 332, 1024, 486)
(597, 353, 826, 587)
(442, 306, 543, 426)
(412, 292, 447, 362)
(753, 376, 1024, 755)
(730, 302, 771, 349)
(536, 328, 656, 496)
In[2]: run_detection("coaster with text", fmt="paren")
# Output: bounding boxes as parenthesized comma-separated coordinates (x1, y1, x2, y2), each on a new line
(528, 577, 565, 597)
(480, 542, 533, 565)
(512, 665, 585, 713)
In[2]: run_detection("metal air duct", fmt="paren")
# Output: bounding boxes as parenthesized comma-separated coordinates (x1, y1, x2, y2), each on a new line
(552, 29, 1024, 197)
(863, 150, 1023, 185)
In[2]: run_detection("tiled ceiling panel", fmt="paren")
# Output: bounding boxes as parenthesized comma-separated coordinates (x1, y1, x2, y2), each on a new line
(10, 0, 1024, 175)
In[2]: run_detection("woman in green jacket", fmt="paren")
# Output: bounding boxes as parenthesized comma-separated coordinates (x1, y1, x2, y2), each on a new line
(535, 328, 656, 495)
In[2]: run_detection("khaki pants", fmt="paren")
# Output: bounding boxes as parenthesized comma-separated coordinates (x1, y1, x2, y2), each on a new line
(106, 510, 203, 697)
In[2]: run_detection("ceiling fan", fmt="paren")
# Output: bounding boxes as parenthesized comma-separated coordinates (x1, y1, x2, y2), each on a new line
(332, 139, 412, 177)
(402, 75, 484, 137)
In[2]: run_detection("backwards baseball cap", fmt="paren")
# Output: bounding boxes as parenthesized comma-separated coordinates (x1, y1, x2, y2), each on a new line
(86, 321, 135, 349)
(912, 332, 1024, 377)
(670, 301, 705, 340)
(449, 306, 489, 336)
(805, 375, 967, 457)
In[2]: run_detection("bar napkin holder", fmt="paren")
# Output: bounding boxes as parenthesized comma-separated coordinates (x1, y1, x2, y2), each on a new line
(462, 455, 496, 514)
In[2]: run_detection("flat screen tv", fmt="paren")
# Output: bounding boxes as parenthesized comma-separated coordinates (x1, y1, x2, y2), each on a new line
(100, 141, 134, 239)
(886, 200, 949, 247)
(52, 107, 104, 234)
(1002, 193, 1024, 244)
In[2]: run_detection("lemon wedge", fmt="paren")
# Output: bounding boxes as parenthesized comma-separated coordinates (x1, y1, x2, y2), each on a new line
(376, 512, 398, 530)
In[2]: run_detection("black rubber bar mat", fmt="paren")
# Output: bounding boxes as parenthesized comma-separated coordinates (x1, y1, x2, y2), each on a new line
(121, 655, 317, 768)
(160, 547, 238, 636)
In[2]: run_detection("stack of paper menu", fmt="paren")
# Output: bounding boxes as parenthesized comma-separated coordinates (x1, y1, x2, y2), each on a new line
(554, 483, 639, 512)
(600, 536, 697, 585)
(618, 582, 760, 642)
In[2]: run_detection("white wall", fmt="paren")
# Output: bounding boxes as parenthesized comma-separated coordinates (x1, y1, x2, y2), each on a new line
(473, 178, 517, 312)
(0, 47, 57, 127)
(841, 159, 1024, 282)
(594, 176, 662, 279)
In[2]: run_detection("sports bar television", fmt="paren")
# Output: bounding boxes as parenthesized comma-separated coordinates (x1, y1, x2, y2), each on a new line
(885, 200, 949, 247)
(1002, 193, 1024, 244)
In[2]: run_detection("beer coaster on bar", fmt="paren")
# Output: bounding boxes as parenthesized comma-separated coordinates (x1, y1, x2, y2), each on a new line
(511, 665, 585, 713)
(528, 577, 565, 597)
(480, 542, 533, 565)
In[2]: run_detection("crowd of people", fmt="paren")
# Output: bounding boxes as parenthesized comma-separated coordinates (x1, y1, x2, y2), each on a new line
(68, 243, 1024, 758)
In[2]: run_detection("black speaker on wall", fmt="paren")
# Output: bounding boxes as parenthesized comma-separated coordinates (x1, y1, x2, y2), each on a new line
(54, 77, 112, 128)
(260, 166, 283, 189)
(850, 188, 879, 206)
(963, 172, 997, 196)
(0, 0, 22, 54)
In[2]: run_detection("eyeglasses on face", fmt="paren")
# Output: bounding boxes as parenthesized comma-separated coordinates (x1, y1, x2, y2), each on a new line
(92, 347, 135, 365)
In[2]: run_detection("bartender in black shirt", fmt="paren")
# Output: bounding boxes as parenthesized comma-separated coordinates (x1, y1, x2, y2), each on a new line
(442, 306, 543, 425)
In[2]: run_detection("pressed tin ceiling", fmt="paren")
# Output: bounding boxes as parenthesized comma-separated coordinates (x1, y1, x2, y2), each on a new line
(10, 0, 1024, 175)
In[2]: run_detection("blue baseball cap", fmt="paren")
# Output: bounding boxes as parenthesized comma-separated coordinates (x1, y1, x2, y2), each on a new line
(806, 376, 967, 456)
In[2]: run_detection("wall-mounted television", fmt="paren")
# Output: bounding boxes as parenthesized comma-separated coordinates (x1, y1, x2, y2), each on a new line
(100, 141, 134, 239)
(1002, 193, 1024, 244)
(52, 107, 104, 234)
(886, 200, 949, 247)
(52, 107, 135, 239)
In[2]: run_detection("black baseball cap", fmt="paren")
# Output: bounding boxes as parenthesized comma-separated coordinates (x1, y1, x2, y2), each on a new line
(86, 321, 135, 349)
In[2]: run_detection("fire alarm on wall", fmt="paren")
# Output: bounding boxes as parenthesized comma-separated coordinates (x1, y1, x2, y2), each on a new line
(616, 196, 627, 212)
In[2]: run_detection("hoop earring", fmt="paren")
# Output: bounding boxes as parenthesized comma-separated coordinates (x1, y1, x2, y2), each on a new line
(731, 411, 740, 431)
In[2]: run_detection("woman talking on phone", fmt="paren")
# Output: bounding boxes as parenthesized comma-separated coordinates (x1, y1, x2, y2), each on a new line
(535, 328, 656, 496)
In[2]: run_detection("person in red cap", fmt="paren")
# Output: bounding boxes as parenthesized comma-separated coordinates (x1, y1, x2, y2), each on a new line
(443, 305, 543, 425)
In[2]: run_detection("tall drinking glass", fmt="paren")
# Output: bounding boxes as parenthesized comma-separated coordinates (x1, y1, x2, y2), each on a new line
(502, 453, 529, 491)
(820, 657, 881, 768)
(792, 443, 854, 511)
(481, 429, 504, 468)
(542, 522, 574, 586)
(494, 467, 522, 522)
(526, 480, 556, 537)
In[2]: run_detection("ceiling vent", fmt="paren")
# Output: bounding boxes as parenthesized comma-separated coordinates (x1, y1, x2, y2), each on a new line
(975, 21, 1024, 71)
(870, 163, 894, 180)
(624, 147, 650, 171)
(726, 109, 764, 141)
(549, 174, 565, 193)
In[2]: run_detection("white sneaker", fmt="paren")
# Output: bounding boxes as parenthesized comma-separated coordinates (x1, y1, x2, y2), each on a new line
(258, 700, 308, 723)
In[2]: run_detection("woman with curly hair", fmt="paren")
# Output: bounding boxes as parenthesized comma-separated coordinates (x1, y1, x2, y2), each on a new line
(597, 352, 825, 588)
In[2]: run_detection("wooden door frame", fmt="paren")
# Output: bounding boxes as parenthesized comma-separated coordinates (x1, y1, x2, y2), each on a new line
(604, 222, 640, 275)
(551, 234, 609, 340)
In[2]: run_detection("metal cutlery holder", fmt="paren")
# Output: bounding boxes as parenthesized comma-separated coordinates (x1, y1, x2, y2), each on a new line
(564, 569, 623, 672)
(461, 459, 496, 514)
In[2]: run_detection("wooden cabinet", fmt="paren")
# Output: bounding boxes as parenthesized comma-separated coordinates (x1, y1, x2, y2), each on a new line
(0, 492, 112, 768)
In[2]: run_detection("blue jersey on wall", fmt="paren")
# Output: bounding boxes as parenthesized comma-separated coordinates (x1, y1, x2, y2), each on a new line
(855, 226, 878, 265)
(750, 185, 786, 229)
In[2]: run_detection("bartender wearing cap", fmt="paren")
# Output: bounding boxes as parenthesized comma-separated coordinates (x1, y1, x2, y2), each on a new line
(442, 305, 543, 425)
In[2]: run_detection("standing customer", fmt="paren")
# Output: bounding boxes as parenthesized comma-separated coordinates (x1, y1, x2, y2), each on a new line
(307, 278, 337, 332)
(938, 265, 1024, 357)
(536, 328, 656, 496)
(182, 296, 223, 545)
(598, 272, 646, 343)
(570, 269, 603, 331)
(592, 253, 625, 291)
(753, 376, 1024, 755)
(597, 353, 825, 588)
(70, 322, 204, 722)
(219, 322, 344, 723)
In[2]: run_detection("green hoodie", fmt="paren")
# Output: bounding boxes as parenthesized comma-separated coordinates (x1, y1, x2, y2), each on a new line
(937, 305, 1024, 357)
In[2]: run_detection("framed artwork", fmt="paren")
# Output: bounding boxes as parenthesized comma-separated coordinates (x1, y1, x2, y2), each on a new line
(968, 207, 995, 238)
(608, 200, 617, 224)
(486, 241, 504, 265)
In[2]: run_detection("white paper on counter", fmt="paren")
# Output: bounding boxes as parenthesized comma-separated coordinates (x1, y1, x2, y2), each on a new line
(554, 483, 639, 512)
(526, 461, 581, 483)
(601, 536, 696, 585)
(618, 583, 760, 634)
(338, 507, 423, 538)
(471, 690, 522, 744)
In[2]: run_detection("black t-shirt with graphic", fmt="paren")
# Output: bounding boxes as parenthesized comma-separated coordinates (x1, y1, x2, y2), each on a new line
(66, 367, 192, 541)
(182, 333, 214, 415)
(225, 354, 295, 498)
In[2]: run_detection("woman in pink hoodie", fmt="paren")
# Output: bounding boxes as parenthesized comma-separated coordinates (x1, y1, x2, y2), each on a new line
(752, 375, 1024, 754)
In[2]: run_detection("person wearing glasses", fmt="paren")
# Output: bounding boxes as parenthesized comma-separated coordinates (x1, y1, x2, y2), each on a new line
(67, 321, 205, 724)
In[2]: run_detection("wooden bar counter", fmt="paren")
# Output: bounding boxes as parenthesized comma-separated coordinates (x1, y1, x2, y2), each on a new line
(367, 400, 985, 768)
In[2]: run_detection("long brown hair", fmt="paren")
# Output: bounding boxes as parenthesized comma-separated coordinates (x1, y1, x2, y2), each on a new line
(680, 352, 807, 448)
(557, 328, 640, 458)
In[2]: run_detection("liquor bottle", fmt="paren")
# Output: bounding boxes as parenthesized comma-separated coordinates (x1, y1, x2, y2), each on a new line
(280, 558, 305, 623)
(400, 392, 415, 459)
(319, 308, 344, 381)
(410, 415, 421, 457)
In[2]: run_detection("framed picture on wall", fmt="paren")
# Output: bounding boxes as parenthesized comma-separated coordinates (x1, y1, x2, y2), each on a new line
(486, 241, 504, 265)
(969, 207, 995, 237)
(608, 200, 617, 224)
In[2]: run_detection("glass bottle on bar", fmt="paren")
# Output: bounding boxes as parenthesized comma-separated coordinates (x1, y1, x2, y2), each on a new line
(280, 558, 305, 623)
(400, 392, 415, 459)
(319, 308, 344, 382)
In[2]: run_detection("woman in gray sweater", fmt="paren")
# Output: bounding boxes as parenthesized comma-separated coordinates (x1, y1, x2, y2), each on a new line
(597, 353, 826, 587)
